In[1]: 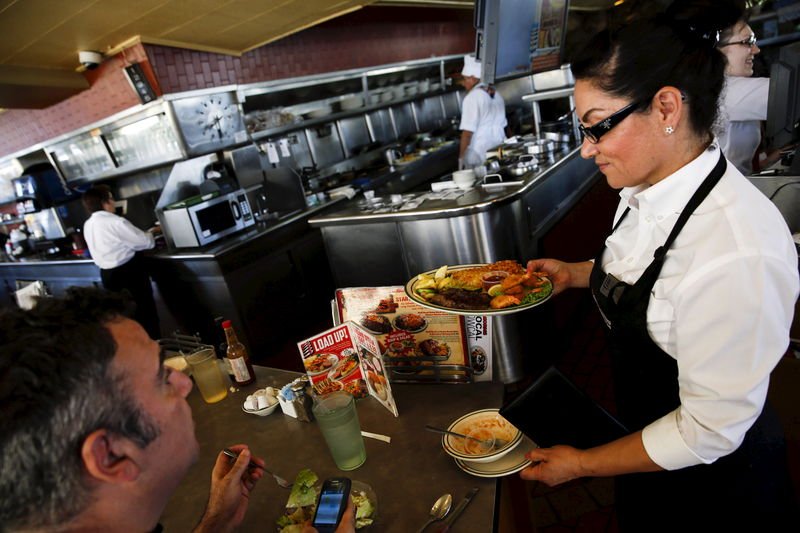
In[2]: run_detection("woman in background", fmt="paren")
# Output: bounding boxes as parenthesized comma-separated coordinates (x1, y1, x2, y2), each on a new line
(520, 1, 798, 529)
(717, 6, 769, 174)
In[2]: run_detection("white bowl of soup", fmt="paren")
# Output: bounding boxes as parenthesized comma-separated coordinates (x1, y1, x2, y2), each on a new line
(442, 409, 523, 463)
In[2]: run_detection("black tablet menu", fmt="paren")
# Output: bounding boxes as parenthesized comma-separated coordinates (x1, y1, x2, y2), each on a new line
(499, 366, 628, 449)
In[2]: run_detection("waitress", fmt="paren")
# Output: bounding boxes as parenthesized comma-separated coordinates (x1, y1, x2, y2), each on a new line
(82, 184, 161, 339)
(717, 10, 769, 174)
(520, 1, 798, 530)
(458, 54, 507, 169)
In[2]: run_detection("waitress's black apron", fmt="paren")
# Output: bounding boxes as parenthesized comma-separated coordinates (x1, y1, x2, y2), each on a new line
(589, 153, 795, 530)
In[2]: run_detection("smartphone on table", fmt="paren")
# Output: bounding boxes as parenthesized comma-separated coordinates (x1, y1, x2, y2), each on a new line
(311, 477, 351, 533)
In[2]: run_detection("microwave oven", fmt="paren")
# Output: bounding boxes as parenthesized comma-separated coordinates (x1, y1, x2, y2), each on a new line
(162, 190, 255, 248)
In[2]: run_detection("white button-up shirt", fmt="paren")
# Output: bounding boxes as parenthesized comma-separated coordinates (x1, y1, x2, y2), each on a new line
(460, 84, 507, 167)
(84, 210, 154, 269)
(718, 76, 769, 175)
(601, 144, 799, 470)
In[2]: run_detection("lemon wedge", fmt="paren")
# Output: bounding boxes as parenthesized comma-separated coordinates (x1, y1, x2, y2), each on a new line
(487, 284, 505, 297)
(434, 265, 448, 280)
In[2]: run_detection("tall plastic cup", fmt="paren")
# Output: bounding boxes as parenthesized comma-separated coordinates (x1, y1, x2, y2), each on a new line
(312, 391, 366, 471)
(185, 347, 228, 404)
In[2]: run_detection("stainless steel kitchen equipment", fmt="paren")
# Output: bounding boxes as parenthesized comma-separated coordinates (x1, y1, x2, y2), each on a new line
(161, 189, 254, 248)
(156, 154, 256, 248)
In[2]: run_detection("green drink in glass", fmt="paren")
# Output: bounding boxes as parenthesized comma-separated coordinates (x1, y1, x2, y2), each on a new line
(312, 391, 366, 471)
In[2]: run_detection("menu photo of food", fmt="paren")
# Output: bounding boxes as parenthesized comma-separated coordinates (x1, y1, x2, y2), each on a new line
(297, 322, 398, 416)
(334, 286, 470, 382)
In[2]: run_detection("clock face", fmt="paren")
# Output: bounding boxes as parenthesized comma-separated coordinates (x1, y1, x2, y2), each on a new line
(196, 96, 237, 141)
(171, 91, 245, 155)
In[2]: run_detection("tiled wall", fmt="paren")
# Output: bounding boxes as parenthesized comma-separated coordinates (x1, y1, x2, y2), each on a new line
(0, 7, 473, 159)
(148, 7, 474, 92)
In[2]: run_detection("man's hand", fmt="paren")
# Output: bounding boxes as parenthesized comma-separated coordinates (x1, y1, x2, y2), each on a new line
(194, 444, 265, 533)
(301, 497, 356, 533)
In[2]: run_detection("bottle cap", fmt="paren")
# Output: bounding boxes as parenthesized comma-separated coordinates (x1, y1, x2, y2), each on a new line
(222, 320, 232, 328)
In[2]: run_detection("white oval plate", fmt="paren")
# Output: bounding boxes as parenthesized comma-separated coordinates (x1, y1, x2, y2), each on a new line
(455, 435, 537, 478)
(405, 264, 553, 316)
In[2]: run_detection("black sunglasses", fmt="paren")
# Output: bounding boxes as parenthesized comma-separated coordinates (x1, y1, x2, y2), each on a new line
(718, 34, 757, 48)
(579, 100, 643, 144)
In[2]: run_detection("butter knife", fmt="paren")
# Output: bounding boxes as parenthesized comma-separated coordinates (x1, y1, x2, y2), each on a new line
(437, 487, 479, 532)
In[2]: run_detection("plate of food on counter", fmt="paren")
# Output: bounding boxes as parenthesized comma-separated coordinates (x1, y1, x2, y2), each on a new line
(393, 313, 428, 333)
(405, 260, 553, 316)
(303, 353, 339, 377)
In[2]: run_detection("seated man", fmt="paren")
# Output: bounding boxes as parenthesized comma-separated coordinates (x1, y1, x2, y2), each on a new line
(0, 288, 353, 533)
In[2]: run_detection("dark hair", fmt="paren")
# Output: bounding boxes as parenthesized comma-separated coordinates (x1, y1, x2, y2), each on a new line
(718, 0, 750, 43)
(81, 184, 113, 213)
(571, 0, 745, 139)
(0, 287, 160, 530)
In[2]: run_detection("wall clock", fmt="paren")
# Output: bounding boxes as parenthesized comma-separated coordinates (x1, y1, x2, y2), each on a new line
(170, 91, 246, 156)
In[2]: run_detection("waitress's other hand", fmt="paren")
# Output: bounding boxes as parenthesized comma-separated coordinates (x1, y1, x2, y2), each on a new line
(519, 445, 584, 486)
(526, 258, 580, 295)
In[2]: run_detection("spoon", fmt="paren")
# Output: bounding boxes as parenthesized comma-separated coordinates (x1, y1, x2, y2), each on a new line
(424, 424, 507, 449)
(417, 493, 453, 532)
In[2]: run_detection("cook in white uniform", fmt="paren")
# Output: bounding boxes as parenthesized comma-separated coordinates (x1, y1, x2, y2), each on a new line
(458, 54, 507, 169)
(83, 184, 160, 339)
(717, 18, 768, 174)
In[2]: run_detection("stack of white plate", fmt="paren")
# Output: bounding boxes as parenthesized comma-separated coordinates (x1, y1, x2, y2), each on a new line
(340, 94, 364, 111)
(441, 408, 533, 478)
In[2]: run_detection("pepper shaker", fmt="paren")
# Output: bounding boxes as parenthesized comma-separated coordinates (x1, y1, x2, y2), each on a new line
(290, 382, 314, 422)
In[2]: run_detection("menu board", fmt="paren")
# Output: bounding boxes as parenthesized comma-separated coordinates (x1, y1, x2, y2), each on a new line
(298, 322, 398, 416)
(334, 287, 477, 382)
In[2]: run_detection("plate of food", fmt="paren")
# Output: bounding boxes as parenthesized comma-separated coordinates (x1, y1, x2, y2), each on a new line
(342, 378, 369, 398)
(313, 378, 344, 395)
(328, 355, 361, 381)
(304, 353, 338, 376)
(360, 313, 393, 334)
(393, 313, 428, 333)
(405, 261, 553, 316)
(367, 370, 389, 401)
(418, 339, 450, 359)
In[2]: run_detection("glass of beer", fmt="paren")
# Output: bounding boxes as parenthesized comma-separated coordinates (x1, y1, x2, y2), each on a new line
(312, 391, 366, 471)
(184, 347, 228, 404)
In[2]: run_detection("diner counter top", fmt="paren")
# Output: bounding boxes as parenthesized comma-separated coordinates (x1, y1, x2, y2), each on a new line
(160, 366, 508, 532)
(309, 146, 582, 226)
(0, 199, 345, 266)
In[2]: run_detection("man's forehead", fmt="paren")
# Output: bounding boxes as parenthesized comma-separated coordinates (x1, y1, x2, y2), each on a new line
(107, 318, 159, 375)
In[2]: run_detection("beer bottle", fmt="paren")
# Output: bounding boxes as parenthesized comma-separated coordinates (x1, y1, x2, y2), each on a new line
(222, 320, 254, 385)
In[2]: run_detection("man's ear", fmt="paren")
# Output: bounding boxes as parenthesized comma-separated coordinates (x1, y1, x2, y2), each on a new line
(81, 429, 141, 484)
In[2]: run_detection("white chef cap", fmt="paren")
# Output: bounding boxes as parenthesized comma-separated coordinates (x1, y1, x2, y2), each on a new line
(461, 54, 482, 79)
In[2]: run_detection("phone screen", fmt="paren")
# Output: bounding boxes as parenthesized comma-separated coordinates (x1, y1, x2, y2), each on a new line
(312, 478, 350, 529)
(314, 491, 347, 525)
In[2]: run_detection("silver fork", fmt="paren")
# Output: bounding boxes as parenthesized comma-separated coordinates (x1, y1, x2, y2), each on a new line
(222, 448, 293, 489)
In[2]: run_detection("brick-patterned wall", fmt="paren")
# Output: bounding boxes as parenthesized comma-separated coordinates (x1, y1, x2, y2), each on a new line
(0, 44, 155, 159)
(0, 7, 472, 160)
(148, 7, 474, 93)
